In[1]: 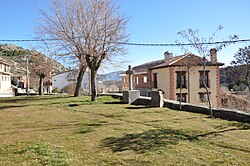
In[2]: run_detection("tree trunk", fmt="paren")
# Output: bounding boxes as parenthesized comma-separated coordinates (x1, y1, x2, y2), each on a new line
(202, 65, 213, 118)
(90, 68, 97, 101)
(74, 63, 87, 97)
(179, 77, 183, 111)
(39, 75, 44, 95)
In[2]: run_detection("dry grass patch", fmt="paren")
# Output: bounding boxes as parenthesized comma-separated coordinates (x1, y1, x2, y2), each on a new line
(0, 95, 249, 165)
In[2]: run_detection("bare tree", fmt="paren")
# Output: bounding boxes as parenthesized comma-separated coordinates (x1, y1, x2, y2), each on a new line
(79, 0, 128, 101)
(37, 0, 88, 97)
(176, 56, 198, 110)
(37, 0, 128, 100)
(30, 52, 54, 95)
(177, 26, 238, 118)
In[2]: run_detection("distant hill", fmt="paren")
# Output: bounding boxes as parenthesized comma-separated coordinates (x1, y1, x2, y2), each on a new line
(98, 70, 123, 82)
(220, 66, 235, 85)
(0, 44, 67, 76)
(220, 65, 249, 91)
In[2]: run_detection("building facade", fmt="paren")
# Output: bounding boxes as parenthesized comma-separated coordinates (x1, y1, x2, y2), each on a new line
(120, 59, 165, 96)
(0, 58, 13, 97)
(52, 70, 89, 93)
(121, 49, 223, 107)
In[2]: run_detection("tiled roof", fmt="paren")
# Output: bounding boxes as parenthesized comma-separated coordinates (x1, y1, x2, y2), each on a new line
(132, 59, 165, 73)
(123, 53, 224, 74)
(150, 54, 224, 70)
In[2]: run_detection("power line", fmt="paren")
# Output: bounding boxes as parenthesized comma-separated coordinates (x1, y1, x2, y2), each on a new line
(0, 38, 250, 46)
(0, 38, 58, 42)
(118, 39, 250, 46)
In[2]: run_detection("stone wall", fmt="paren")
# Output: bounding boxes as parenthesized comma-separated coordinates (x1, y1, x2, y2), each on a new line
(102, 93, 250, 123)
(164, 100, 250, 123)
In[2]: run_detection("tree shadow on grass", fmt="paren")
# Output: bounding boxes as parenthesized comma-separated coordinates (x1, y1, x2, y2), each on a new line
(76, 120, 108, 134)
(209, 142, 250, 153)
(101, 128, 199, 153)
(0, 105, 25, 110)
(197, 123, 250, 138)
(229, 122, 250, 130)
(104, 101, 125, 105)
(0, 96, 74, 104)
(125, 106, 152, 110)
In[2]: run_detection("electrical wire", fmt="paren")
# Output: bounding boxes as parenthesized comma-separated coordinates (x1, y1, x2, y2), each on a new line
(0, 38, 250, 46)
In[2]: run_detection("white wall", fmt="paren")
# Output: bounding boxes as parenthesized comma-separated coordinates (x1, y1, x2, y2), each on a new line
(52, 71, 89, 91)
(0, 75, 11, 92)
(0, 62, 12, 93)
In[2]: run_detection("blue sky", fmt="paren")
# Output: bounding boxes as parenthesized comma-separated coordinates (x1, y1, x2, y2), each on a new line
(1, 0, 250, 71)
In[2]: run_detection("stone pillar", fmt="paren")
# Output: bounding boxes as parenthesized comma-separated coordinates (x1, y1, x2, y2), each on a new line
(123, 90, 140, 104)
(150, 91, 164, 107)
(126, 65, 134, 90)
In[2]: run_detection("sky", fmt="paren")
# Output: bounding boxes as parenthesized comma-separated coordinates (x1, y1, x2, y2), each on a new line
(0, 0, 250, 72)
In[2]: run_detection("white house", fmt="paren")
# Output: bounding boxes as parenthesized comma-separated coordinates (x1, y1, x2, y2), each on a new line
(0, 58, 13, 97)
(52, 70, 90, 93)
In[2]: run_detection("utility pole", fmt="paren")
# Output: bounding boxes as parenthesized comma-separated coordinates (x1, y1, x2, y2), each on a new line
(26, 55, 30, 95)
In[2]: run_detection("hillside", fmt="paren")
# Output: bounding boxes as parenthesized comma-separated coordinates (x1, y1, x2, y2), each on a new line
(0, 44, 67, 76)
(220, 65, 250, 91)
(221, 93, 250, 113)
(220, 66, 236, 86)
(98, 70, 123, 81)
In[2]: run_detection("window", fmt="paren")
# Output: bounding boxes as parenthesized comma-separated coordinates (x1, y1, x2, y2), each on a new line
(176, 71, 186, 88)
(2, 76, 4, 81)
(153, 73, 158, 88)
(199, 71, 210, 88)
(4, 65, 7, 72)
(176, 93, 187, 102)
(143, 76, 148, 83)
(136, 77, 139, 84)
(198, 92, 211, 102)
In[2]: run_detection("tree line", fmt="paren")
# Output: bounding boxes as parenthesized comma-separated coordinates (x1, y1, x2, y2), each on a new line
(220, 46, 250, 92)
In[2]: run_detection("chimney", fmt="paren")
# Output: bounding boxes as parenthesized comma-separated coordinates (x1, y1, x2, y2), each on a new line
(210, 48, 217, 64)
(164, 51, 173, 60)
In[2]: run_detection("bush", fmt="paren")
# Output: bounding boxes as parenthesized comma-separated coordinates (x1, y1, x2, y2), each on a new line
(11, 76, 19, 87)
(61, 84, 84, 95)
(52, 87, 59, 93)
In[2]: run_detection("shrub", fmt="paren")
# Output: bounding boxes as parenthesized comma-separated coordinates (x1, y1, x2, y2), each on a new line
(61, 84, 84, 95)
(52, 87, 59, 93)
(11, 76, 19, 87)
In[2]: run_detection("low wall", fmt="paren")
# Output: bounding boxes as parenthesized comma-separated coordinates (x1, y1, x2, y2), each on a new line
(164, 99, 250, 123)
(102, 93, 250, 123)
(133, 96, 151, 106)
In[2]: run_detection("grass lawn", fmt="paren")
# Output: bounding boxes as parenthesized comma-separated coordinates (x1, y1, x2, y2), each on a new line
(0, 95, 249, 165)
